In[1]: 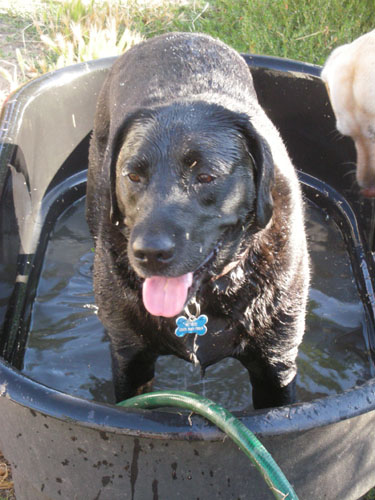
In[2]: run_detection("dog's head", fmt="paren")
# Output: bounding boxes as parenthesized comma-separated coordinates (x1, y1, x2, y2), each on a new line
(109, 102, 274, 317)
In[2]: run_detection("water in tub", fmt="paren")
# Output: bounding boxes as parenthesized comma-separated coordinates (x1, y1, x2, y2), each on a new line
(22, 197, 373, 410)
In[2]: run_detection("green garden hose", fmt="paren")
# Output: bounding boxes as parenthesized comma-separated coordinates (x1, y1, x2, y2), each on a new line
(117, 390, 298, 500)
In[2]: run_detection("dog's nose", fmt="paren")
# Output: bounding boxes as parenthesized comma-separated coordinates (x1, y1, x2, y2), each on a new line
(132, 233, 175, 267)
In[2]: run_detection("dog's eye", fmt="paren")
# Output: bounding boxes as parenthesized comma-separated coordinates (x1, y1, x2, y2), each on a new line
(128, 173, 142, 183)
(197, 173, 215, 184)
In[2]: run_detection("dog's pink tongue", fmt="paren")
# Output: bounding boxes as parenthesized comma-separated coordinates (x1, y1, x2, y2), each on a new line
(142, 273, 193, 318)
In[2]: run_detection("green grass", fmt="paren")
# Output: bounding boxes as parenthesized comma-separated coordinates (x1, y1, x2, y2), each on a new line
(173, 0, 373, 65)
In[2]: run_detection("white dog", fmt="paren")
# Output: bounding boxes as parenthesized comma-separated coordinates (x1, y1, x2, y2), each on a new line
(321, 30, 375, 196)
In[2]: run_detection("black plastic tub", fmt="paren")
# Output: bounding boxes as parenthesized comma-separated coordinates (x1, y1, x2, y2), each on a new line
(0, 54, 375, 500)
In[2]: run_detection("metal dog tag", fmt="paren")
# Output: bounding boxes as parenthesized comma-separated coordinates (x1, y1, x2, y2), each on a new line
(175, 314, 208, 337)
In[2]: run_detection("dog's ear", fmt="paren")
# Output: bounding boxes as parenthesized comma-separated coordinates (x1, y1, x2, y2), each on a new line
(209, 105, 274, 228)
(108, 128, 123, 226)
(246, 127, 274, 228)
(236, 117, 274, 228)
(106, 109, 154, 226)
(106, 126, 124, 227)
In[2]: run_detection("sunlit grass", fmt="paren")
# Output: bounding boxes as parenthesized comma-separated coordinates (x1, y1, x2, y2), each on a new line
(31, 0, 202, 70)
(35, 20, 143, 70)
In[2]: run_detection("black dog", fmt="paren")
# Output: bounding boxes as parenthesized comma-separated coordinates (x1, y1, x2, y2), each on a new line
(86, 33, 309, 409)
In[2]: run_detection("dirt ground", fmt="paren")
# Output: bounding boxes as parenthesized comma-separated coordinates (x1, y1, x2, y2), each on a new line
(0, 451, 14, 500)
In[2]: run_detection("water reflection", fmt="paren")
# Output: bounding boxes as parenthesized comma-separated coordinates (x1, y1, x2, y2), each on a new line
(23, 198, 371, 410)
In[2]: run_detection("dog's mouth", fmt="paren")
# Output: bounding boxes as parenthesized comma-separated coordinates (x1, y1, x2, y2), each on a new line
(142, 246, 219, 318)
(360, 186, 375, 198)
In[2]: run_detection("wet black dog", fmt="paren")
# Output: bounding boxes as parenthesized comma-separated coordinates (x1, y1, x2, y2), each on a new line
(86, 33, 309, 409)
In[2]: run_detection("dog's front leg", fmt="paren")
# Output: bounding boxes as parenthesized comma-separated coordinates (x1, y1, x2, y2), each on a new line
(109, 339, 157, 402)
(248, 370, 297, 410)
(238, 352, 297, 410)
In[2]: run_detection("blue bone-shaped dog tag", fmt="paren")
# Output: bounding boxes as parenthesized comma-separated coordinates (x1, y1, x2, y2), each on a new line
(175, 314, 208, 337)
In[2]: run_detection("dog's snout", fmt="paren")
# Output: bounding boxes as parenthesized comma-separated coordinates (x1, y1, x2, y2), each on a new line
(132, 232, 175, 267)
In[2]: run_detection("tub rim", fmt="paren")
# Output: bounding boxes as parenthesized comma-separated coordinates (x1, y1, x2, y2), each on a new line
(1, 358, 375, 440)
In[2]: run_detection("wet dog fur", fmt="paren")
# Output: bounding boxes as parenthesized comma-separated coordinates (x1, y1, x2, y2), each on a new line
(86, 33, 309, 409)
